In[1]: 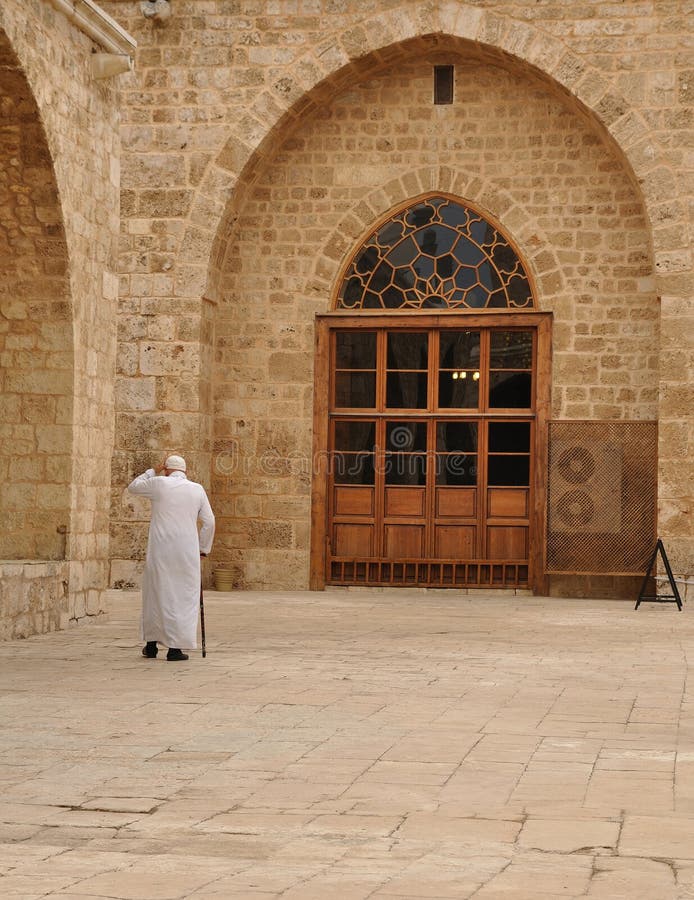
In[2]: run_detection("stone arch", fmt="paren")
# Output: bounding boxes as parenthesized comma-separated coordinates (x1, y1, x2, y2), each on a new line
(308, 172, 564, 313)
(186, 3, 680, 302)
(0, 29, 73, 562)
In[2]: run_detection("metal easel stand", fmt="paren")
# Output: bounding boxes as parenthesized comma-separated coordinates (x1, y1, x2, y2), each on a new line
(635, 538, 683, 611)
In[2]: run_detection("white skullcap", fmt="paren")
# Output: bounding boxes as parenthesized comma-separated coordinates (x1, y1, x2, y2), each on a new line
(164, 454, 186, 472)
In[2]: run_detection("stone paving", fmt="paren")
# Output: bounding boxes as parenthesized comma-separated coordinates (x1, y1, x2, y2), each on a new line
(2, 588, 694, 898)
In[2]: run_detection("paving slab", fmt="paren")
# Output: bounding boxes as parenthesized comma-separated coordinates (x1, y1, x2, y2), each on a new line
(1, 588, 694, 897)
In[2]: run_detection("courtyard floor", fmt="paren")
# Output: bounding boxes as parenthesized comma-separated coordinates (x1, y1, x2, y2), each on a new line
(1, 588, 694, 898)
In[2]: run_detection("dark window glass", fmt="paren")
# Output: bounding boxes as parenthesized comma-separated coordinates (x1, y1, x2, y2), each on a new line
(488, 422, 530, 453)
(476, 261, 504, 293)
(334, 421, 376, 453)
(492, 243, 519, 275)
(439, 331, 480, 369)
(489, 372, 532, 409)
(385, 453, 426, 485)
(363, 291, 382, 309)
(452, 240, 484, 267)
(383, 286, 405, 308)
(406, 203, 435, 228)
(342, 277, 364, 307)
(415, 225, 456, 255)
(507, 275, 532, 308)
(355, 246, 379, 275)
(335, 332, 376, 369)
(386, 422, 427, 452)
(335, 372, 376, 408)
(378, 220, 404, 246)
(386, 372, 428, 409)
(438, 370, 479, 409)
(436, 454, 477, 485)
(386, 237, 418, 266)
(413, 256, 435, 279)
(487, 454, 530, 486)
(332, 453, 375, 485)
(370, 261, 394, 293)
(436, 421, 477, 453)
(490, 331, 533, 369)
(387, 332, 428, 369)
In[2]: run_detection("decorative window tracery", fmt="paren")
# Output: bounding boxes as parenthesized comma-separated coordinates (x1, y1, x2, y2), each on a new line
(336, 196, 534, 311)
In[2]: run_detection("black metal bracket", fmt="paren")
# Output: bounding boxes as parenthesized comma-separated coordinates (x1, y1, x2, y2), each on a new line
(635, 538, 682, 611)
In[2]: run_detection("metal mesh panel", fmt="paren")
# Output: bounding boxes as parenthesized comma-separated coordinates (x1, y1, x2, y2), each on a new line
(547, 421, 657, 575)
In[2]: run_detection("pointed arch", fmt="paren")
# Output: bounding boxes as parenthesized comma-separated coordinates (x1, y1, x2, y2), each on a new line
(333, 193, 537, 312)
(185, 4, 681, 302)
(313, 178, 563, 314)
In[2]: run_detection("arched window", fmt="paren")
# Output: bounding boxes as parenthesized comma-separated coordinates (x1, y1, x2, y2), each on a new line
(336, 195, 534, 311)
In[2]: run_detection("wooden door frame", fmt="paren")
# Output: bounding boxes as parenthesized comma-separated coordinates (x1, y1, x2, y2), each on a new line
(310, 310, 552, 594)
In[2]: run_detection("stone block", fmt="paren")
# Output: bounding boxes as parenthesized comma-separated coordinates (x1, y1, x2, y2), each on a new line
(140, 342, 200, 376)
(115, 377, 156, 411)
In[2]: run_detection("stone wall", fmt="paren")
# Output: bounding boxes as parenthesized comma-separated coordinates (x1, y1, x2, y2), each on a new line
(0, 561, 70, 641)
(105, 0, 692, 590)
(0, 0, 125, 636)
(0, 31, 72, 562)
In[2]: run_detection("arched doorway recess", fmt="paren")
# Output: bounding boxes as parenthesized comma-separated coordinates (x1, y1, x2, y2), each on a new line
(311, 194, 552, 592)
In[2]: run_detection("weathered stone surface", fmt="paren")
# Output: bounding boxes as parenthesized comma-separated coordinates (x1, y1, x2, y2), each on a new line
(2, 589, 694, 893)
(0, 0, 122, 636)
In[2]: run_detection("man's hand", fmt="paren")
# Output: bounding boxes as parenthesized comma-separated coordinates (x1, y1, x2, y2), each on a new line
(154, 457, 168, 475)
(200, 553, 207, 558)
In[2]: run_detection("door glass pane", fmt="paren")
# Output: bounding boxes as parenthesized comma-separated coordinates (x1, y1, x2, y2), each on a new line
(438, 370, 480, 408)
(436, 454, 477, 485)
(436, 421, 477, 452)
(334, 421, 375, 452)
(332, 453, 375, 485)
(439, 331, 481, 368)
(386, 372, 428, 408)
(488, 422, 530, 452)
(489, 371, 532, 408)
(488, 454, 530, 486)
(439, 331, 480, 408)
(336, 331, 376, 368)
(490, 331, 532, 369)
(385, 453, 426, 485)
(386, 422, 427, 451)
(387, 332, 428, 369)
(335, 372, 376, 408)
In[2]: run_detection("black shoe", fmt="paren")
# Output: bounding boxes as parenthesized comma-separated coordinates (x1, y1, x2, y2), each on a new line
(142, 642, 158, 658)
(166, 648, 189, 661)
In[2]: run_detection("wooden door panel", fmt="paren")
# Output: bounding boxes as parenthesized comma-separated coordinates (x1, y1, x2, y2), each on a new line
(316, 318, 545, 589)
(436, 487, 476, 518)
(384, 525, 424, 558)
(487, 525, 528, 560)
(385, 487, 425, 517)
(334, 486, 374, 516)
(487, 488, 528, 518)
(435, 525, 476, 559)
(334, 524, 373, 556)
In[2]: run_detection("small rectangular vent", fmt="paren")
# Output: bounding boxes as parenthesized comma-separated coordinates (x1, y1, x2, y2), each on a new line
(434, 65, 454, 105)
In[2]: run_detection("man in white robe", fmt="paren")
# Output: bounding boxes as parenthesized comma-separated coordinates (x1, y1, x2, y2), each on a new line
(127, 454, 215, 661)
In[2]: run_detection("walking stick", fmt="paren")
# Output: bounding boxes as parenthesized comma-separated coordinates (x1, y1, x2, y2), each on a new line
(199, 581, 207, 658)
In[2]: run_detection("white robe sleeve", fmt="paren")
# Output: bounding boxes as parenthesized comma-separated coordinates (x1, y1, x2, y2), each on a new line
(198, 488, 215, 555)
(127, 469, 158, 497)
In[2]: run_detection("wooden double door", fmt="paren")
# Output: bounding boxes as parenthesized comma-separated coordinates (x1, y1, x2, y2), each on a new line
(311, 314, 551, 590)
